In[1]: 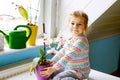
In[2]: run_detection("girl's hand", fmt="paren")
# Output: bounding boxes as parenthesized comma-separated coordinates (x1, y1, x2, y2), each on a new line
(40, 67, 56, 77)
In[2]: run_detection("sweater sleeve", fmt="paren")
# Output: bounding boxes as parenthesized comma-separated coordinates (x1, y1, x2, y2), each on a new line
(51, 48, 65, 64)
(53, 38, 89, 70)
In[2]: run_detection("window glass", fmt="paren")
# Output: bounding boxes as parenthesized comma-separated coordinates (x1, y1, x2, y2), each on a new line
(0, 0, 41, 33)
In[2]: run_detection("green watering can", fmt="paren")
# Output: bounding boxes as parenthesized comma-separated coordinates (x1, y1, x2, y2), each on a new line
(0, 25, 32, 49)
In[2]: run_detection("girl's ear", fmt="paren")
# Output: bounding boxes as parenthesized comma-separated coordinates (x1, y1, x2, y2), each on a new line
(83, 25, 88, 33)
(84, 25, 88, 31)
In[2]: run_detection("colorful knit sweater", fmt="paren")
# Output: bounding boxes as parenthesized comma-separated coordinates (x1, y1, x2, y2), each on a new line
(51, 35, 90, 79)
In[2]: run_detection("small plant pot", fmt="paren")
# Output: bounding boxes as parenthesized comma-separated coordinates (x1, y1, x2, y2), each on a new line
(35, 64, 51, 80)
(27, 25, 38, 46)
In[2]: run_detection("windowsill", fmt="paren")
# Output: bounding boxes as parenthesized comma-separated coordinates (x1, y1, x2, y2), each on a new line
(0, 38, 55, 68)
(0, 38, 44, 55)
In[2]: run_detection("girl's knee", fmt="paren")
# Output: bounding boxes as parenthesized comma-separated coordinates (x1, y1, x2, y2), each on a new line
(52, 71, 79, 80)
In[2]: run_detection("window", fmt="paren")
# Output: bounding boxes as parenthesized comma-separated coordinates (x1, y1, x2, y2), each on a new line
(0, 0, 41, 34)
(0, 0, 45, 54)
(0, 0, 57, 68)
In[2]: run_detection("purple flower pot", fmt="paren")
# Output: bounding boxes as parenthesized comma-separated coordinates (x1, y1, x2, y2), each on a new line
(35, 64, 51, 80)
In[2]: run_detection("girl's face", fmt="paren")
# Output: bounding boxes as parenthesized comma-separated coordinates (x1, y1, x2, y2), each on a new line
(69, 16, 86, 37)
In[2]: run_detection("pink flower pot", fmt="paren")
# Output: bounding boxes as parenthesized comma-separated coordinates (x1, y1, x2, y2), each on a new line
(35, 64, 51, 80)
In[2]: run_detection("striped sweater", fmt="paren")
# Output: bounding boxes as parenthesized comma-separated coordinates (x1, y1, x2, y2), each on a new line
(51, 35, 90, 79)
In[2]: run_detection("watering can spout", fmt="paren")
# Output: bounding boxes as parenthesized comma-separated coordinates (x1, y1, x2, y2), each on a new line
(0, 30, 9, 44)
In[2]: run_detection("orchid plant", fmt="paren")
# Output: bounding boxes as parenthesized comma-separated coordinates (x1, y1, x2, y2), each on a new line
(29, 31, 64, 74)
(12, 0, 40, 26)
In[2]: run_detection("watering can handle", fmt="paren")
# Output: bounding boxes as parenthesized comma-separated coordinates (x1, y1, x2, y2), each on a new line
(14, 25, 32, 42)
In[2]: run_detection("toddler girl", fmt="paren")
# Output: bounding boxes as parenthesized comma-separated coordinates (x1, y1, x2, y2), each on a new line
(41, 10, 90, 80)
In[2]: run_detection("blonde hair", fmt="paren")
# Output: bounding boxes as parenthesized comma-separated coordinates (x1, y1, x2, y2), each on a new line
(69, 10, 88, 30)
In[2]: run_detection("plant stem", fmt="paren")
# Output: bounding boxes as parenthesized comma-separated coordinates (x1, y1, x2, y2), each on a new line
(34, 0, 41, 25)
(28, 0, 32, 24)
(43, 42, 46, 55)
(43, 23, 45, 33)
(43, 23, 46, 58)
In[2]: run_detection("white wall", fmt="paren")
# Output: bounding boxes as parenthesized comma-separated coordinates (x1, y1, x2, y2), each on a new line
(56, 0, 117, 39)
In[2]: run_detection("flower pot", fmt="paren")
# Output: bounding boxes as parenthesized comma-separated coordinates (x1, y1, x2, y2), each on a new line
(27, 25, 38, 46)
(35, 64, 51, 80)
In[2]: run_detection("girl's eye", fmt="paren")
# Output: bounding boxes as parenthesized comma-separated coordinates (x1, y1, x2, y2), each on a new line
(71, 23, 74, 25)
(78, 24, 82, 26)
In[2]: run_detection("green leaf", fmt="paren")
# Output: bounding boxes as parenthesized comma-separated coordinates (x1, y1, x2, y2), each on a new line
(29, 57, 39, 73)
(32, 58, 40, 68)
(39, 48, 45, 57)
(18, 6, 28, 20)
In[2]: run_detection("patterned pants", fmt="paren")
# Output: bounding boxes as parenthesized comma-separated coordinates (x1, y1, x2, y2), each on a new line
(49, 69, 79, 80)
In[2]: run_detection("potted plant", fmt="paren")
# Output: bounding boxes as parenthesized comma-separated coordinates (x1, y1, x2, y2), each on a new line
(27, 23, 51, 80)
(29, 35, 56, 80)
(29, 29, 65, 80)
(12, 1, 40, 46)
(29, 48, 52, 80)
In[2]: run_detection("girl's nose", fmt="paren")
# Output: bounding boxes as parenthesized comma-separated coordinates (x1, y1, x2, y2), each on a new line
(73, 24, 77, 28)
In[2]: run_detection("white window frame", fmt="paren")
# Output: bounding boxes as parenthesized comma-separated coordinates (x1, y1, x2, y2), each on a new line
(43, 0, 57, 38)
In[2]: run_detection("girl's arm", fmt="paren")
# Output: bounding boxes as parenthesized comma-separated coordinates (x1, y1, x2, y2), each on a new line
(51, 48, 65, 64)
